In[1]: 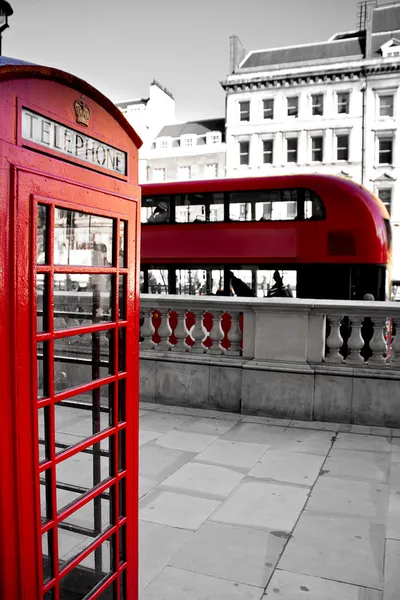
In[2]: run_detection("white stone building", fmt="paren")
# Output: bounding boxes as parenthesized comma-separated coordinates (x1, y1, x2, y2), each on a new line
(221, 0, 400, 282)
(143, 119, 226, 183)
(115, 80, 175, 181)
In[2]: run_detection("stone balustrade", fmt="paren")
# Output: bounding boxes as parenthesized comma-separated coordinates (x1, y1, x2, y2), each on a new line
(139, 295, 400, 427)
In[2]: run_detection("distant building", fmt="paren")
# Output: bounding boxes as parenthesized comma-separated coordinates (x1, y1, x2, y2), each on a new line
(221, 0, 400, 282)
(143, 118, 226, 182)
(115, 80, 175, 181)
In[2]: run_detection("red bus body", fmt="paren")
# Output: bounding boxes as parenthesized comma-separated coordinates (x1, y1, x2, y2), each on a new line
(140, 175, 391, 300)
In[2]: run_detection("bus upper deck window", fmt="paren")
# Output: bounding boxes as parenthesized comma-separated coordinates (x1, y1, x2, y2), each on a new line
(304, 190, 325, 220)
(209, 193, 225, 222)
(256, 189, 298, 221)
(142, 196, 171, 224)
(175, 194, 206, 223)
(229, 192, 253, 221)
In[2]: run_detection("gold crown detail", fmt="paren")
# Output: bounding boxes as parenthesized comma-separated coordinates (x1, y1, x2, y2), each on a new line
(74, 96, 90, 127)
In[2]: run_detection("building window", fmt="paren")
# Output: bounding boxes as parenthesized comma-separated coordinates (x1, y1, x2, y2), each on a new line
(239, 141, 250, 165)
(337, 92, 350, 114)
(378, 189, 392, 214)
(182, 136, 194, 147)
(379, 95, 394, 117)
(378, 138, 393, 164)
(287, 138, 298, 163)
(158, 139, 169, 149)
(311, 137, 323, 162)
(153, 168, 166, 182)
(263, 99, 274, 119)
(178, 166, 191, 180)
(311, 94, 323, 116)
(146, 166, 151, 182)
(263, 140, 273, 164)
(239, 101, 250, 121)
(209, 133, 221, 144)
(204, 163, 218, 178)
(287, 97, 299, 117)
(336, 135, 349, 161)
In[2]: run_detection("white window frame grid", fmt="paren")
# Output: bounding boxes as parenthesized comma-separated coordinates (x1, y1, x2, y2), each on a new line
(157, 138, 169, 150)
(377, 135, 394, 165)
(263, 98, 274, 120)
(178, 166, 192, 180)
(207, 132, 221, 145)
(239, 100, 250, 122)
(204, 163, 218, 178)
(181, 135, 195, 147)
(287, 96, 299, 118)
(153, 167, 166, 182)
(286, 137, 298, 163)
(337, 91, 350, 115)
(311, 136, 324, 162)
(378, 93, 395, 118)
(262, 139, 274, 164)
(335, 133, 350, 162)
(311, 94, 324, 117)
(238, 139, 250, 166)
(376, 188, 393, 214)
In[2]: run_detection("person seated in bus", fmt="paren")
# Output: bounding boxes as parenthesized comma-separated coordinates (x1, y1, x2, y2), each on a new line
(267, 271, 287, 298)
(228, 271, 255, 297)
(148, 201, 169, 224)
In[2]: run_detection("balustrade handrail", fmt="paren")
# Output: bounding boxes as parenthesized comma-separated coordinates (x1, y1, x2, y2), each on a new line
(139, 294, 400, 368)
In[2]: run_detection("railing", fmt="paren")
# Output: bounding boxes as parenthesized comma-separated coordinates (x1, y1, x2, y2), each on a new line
(140, 295, 400, 368)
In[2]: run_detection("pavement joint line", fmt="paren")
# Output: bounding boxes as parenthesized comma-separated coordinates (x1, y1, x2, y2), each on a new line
(272, 567, 384, 593)
(261, 430, 339, 594)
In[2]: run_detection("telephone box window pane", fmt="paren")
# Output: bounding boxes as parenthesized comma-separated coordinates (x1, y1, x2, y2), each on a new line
(119, 478, 126, 518)
(118, 379, 126, 423)
(118, 429, 126, 472)
(37, 274, 48, 333)
(118, 328, 126, 373)
(54, 274, 114, 329)
(37, 204, 48, 264)
(54, 208, 114, 267)
(54, 386, 113, 454)
(38, 406, 50, 463)
(40, 469, 53, 524)
(119, 524, 126, 565)
(42, 530, 53, 583)
(95, 584, 116, 599)
(119, 221, 127, 267)
(38, 342, 49, 399)
(118, 275, 126, 320)
(44, 589, 54, 600)
(56, 436, 113, 512)
(120, 570, 126, 598)
(59, 536, 114, 600)
(58, 495, 112, 569)
(54, 331, 114, 394)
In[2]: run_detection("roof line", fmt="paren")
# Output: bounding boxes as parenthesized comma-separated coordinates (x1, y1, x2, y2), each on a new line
(372, 28, 400, 36)
(239, 33, 364, 64)
(375, 1, 400, 10)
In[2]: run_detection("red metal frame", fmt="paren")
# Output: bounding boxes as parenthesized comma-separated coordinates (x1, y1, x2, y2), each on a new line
(140, 175, 391, 266)
(0, 61, 141, 600)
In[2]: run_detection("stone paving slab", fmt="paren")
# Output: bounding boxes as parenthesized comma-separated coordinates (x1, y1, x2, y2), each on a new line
(138, 403, 399, 598)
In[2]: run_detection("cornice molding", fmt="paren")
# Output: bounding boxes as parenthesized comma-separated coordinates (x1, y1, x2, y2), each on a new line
(220, 63, 400, 92)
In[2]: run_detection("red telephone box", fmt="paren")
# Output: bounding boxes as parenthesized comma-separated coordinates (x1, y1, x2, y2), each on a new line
(0, 58, 142, 600)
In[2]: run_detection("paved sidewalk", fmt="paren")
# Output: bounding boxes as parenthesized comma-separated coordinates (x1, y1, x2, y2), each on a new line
(139, 402, 400, 599)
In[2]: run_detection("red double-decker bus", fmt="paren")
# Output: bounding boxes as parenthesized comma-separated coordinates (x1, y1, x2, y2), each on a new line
(140, 174, 392, 300)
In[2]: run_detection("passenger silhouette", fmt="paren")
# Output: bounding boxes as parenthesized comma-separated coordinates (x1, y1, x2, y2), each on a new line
(228, 271, 255, 297)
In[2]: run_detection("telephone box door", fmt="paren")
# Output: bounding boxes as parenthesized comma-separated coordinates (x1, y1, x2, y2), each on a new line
(16, 169, 139, 600)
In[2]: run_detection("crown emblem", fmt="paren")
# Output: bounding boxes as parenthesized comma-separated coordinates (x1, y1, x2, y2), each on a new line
(74, 96, 90, 127)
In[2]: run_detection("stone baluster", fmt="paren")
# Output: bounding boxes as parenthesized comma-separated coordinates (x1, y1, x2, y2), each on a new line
(346, 316, 365, 365)
(171, 308, 188, 353)
(140, 308, 155, 350)
(226, 311, 242, 356)
(390, 321, 400, 368)
(189, 309, 206, 354)
(368, 317, 387, 366)
(157, 308, 172, 351)
(325, 316, 344, 363)
(207, 310, 224, 355)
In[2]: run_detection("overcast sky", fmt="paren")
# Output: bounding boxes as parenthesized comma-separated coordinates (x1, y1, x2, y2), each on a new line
(6, 0, 363, 122)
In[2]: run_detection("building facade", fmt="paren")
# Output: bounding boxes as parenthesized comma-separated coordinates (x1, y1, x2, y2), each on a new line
(115, 80, 175, 181)
(143, 119, 226, 182)
(221, 0, 400, 282)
